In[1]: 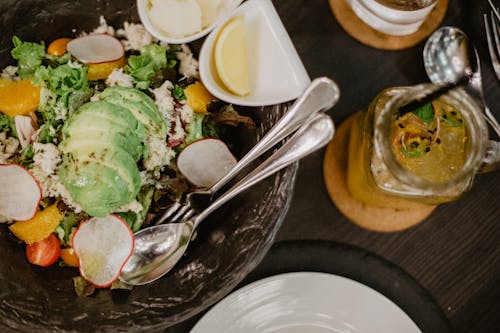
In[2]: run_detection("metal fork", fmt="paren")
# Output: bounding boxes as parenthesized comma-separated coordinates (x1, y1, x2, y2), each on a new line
(485, 0, 500, 80)
(154, 77, 340, 225)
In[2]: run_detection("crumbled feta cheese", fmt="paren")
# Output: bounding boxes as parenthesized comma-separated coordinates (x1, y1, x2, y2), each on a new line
(90, 91, 101, 102)
(151, 80, 175, 123)
(140, 170, 156, 186)
(179, 102, 194, 123)
(67, 60, 83, 69)
(176, 44, 199, 79)
(0, 66, 17, 81)
(115, 200, 144, 214)
(53, 101, 69, 121)
(33, 143, 61, 175)
(92, 16, 115, 35)
(143, 136, 176, 171)
(106, 68, 134, 88)
(172, 116, 186, 142)
(29, 143, 82, 212)
(116, 22, 155, 51)
(0, 131, 20, 161)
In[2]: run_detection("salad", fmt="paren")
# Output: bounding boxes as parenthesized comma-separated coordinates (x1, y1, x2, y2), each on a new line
(0, 17, 253, 296)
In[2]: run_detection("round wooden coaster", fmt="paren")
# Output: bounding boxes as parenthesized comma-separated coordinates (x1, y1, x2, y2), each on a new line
(329, 0, 448, 50)
(323, 113, 436, 232)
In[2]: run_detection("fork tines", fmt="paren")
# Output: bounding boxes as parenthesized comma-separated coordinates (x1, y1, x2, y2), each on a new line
(485, 0, 500, 80)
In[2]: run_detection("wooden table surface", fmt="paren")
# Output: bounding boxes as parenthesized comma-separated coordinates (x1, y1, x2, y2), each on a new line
(170, 0, 500, 332)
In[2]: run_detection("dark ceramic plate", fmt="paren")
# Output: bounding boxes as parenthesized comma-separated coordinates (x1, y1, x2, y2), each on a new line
(0, 1, 297, 332)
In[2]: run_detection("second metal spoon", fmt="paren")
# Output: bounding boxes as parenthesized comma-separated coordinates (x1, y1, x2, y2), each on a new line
(119, 113, 335, 285)
(423, 26, 500, 137)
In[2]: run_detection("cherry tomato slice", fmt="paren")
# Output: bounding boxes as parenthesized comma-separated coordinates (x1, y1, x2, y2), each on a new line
(26, 234, 61, 267)
(47, 38, 72, 57)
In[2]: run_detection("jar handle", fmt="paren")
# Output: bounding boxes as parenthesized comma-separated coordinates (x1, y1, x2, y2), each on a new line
(478, 140, 500, 173)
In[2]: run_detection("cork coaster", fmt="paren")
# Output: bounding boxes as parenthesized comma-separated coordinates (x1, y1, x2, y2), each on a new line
(329, 0, 448, 50)
(323, 113, 436, 232)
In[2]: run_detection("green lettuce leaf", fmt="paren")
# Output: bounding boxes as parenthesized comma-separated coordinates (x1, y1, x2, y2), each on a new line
(184, 112, 205, 146)
(33, 63, 90, 143)
(0, 113, 16, 136)
(125, 44, 168, 90)
(10, 36, 45, 78)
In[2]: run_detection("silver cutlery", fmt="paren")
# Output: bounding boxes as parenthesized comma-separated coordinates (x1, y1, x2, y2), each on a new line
(485, 0, 500, 80)
(423, 26, 500, 137)
(154, 77, 340, 225)
(119, 113, 335, 285)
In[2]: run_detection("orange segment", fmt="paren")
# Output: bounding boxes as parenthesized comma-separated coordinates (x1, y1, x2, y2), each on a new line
(184, 81, 216, 113)
(47, 38, 72, 57)
(87, 56, 126, 81)
(60, 248, 80, 267)
(0, 79, 41, 117)
(9, 204, 64, 244)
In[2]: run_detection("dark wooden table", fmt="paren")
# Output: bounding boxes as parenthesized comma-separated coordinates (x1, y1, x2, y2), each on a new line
(170, 0, 500, 332)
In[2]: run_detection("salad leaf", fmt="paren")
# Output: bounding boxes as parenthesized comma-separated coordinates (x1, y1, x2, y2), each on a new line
(412, 103, 434, 124)
(0, 113, 16, 135)
(55, 211, 79, 247)
(45, 52, 72, 67)
(37, 121, 61, 144)
(73, 276, 95, 297)
(136, 185, 154, 230)
(115, 212, 137, 230)
(34, 63, 88, 98)
(68, 87, 94, 112)
(10, 36, 45, 78)
(125, 44, 168, 90)
(116, 185, 154, 232)
(34, 63, 90, 143)
(19, 144, 34, 168)
(172, 84, 185, 100)
(184, 112, 205, 146)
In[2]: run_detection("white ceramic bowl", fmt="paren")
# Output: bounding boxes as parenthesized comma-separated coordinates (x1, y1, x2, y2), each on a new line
(199, 0, 311, 106)
(137, 0, 243, 44)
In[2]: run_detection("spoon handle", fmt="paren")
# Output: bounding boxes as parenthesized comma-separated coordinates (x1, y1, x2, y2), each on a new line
(193, 113, 335, 228)
(484, 106, 500, 138)
(209, 77, 339, 194)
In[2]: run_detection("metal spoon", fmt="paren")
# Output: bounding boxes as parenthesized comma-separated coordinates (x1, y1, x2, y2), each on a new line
(119, 113, 335, 285)
(423, 26, 500, 137)
(156, 77, 340, 224)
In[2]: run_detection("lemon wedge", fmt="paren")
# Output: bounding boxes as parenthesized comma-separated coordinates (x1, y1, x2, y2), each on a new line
(214, 16, 250, 96)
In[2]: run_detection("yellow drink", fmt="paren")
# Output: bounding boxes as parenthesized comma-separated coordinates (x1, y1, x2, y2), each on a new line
(346, 85, 487, 208)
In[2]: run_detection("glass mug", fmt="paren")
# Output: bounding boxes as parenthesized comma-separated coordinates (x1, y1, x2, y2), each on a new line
(349, 0, 439, 36)
(347, 84, 499, 209)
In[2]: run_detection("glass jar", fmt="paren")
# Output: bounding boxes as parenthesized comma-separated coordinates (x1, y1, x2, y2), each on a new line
(347, 84, 490, 208)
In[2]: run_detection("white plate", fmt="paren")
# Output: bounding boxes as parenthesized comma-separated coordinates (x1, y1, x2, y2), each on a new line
(199, 0, 311, 106)
(190, 272, 422, 333)
(137, 0, 243, 44)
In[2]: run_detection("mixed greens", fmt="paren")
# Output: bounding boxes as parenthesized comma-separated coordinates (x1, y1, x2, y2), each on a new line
(0, 19, 253, 295)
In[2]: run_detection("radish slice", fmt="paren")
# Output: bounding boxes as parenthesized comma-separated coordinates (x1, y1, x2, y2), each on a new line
(67, 34, 124, 64)
(177, 138, 237, 187)
(72, 215, 134, 288)
(15, 115, 36, 149)
(0, 164, 41, 221)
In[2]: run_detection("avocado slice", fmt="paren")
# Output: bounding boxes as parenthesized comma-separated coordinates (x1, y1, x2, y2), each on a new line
(67, 141, 141, 194)
(100, 86, 167, 137)
(59, 156, 133, 217)
(62, 101, 147, 140)
(59, 130, 145, 162)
